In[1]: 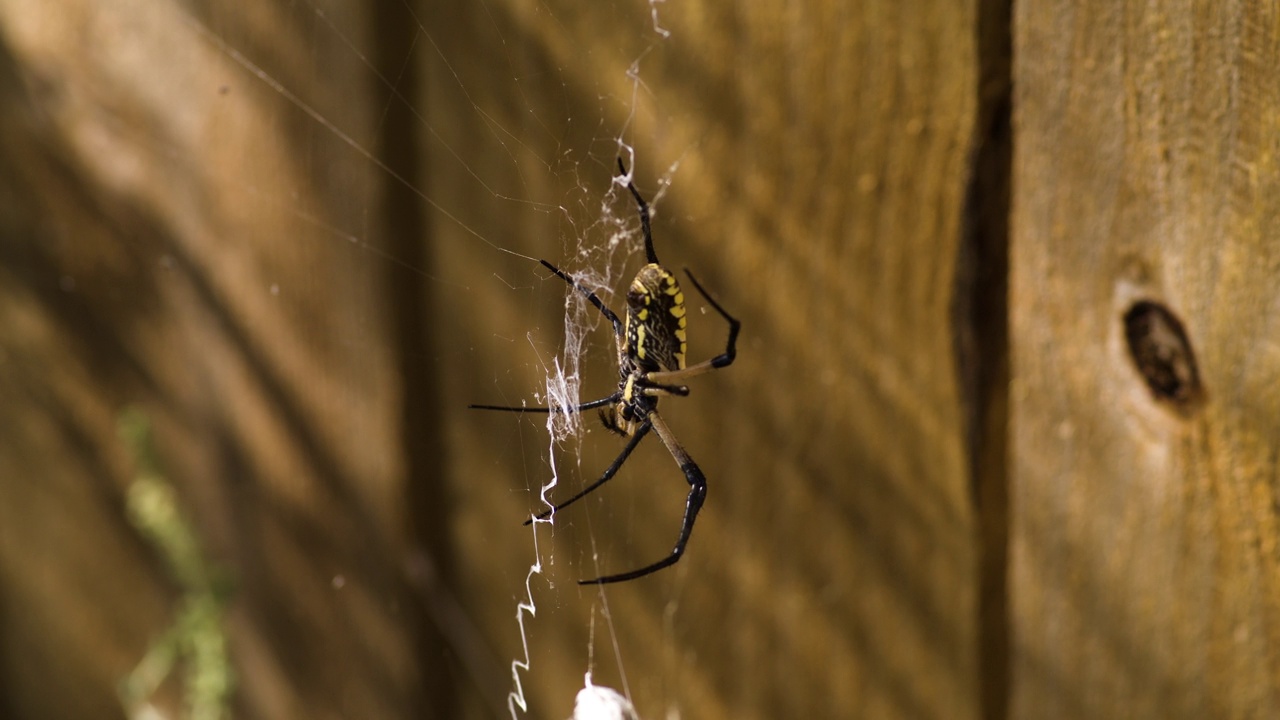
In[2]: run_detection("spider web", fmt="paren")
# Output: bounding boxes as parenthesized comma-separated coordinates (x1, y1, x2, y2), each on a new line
(508, 74, 676, 720)
(1, 0, 688, 713)
(137, 1, 679, 717)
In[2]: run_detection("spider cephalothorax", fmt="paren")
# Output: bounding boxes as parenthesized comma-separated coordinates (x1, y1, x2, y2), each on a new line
(471, 158, 739, 584)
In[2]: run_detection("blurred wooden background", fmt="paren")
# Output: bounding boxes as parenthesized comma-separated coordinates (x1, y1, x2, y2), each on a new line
(0, 0, 1277, 718)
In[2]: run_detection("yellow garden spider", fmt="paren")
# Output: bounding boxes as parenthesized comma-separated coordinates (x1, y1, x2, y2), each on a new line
(471, 159, 740, 584)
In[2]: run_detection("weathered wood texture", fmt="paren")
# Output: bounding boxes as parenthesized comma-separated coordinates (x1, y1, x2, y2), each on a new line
(1012, 2, 1280, 717)
(0, 1, 983, 719)
(0, 1, 431, 718)
(436, 2, 982, 718)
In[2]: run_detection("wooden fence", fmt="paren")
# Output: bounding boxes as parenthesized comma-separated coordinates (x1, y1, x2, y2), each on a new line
(0, 1, 1276, 718)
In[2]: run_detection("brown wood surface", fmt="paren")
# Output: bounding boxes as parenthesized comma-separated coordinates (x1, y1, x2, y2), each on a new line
(1012, 2, 1280, 717)
(40, 0, 1280, 718)
(432, 2, 983, 717)
(0, 1, 427, 717)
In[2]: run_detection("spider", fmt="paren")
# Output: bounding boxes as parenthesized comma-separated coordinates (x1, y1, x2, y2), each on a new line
(470, 158, 740, 584)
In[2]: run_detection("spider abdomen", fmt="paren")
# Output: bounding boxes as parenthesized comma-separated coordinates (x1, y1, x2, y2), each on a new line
(625, 263, 688, 373)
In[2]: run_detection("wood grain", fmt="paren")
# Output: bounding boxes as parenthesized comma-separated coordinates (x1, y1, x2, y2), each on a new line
(0, 1, 987, 718)
(1012, 1, 1280, 716)
(441, 1, 983, 717)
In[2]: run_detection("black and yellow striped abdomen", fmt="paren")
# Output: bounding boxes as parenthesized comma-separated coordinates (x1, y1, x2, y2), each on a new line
(625, 263, 688, 373)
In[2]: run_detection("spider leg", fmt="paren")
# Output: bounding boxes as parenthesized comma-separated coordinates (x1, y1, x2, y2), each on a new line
(469, 393, 620, 414)
(524, 419, 652, 525)
(579, 412, 706, 585)
(471, 259, 624, 412)
(616, 158, 658, 265)
(645, 269, 740, 386)
(638, 381, 689, 398)
(539, 260, 623, 338)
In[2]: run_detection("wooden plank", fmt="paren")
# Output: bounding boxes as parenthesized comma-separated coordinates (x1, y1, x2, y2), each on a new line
(442, 2, 985, 717)
(0, 1, 434, 717)
(0, 1, 988, 717)
(1012, 1, 1280, 716)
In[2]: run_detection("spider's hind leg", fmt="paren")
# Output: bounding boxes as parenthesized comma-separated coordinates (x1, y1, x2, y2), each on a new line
(578, 412, 706, 585)
(525, 419, 652, 525)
